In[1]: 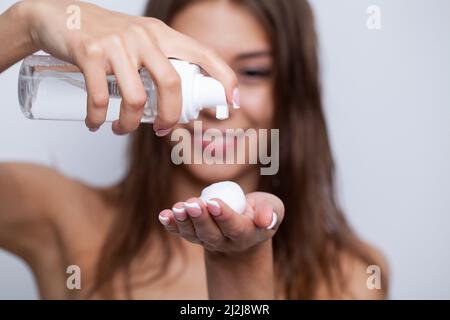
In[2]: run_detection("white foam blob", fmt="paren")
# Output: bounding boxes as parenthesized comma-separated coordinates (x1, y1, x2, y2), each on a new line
(200, 181, 247, 215)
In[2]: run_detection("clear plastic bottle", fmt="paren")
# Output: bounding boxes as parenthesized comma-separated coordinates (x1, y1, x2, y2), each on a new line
(18, 55, 230, 123)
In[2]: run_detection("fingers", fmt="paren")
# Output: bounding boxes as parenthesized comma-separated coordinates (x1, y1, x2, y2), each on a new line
(106, 36, 147, 135)
(82, 67, 109, 131)
(254, 203, 278, 230)
(158, 198, 226, 248)
(158, 192, 284, 252)
(149, 22, 238, 107)
(205, 198, 248, 240)
(138, 38, 182, 135)
(76, 42, 109, 132)
(184, 198, 224, 248)
(171, 201, 200, 243)
(158, 209, 179, 234)
(75, 17, 238, 136)
(190, 46, 239, 107)
(246, 192, 285, 230)
(111, 25, 183, 136)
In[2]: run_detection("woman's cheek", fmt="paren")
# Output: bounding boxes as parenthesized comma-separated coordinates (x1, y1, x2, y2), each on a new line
(240, 83, 274, 127)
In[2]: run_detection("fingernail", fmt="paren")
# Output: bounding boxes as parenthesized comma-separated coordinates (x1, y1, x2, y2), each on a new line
(233, 88, 240, 109)
(89, 126, 99, 132)
(266, 212, 278, 230)
(158, 214, 170, 226)
(172, 206, 187, 221)
(184, 202, 202, 218)
(206, 200, 221, 216)
(155, 128, 171, 137)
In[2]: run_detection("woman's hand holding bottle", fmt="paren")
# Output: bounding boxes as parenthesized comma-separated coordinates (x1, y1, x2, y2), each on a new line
(3, 0, 238, 135)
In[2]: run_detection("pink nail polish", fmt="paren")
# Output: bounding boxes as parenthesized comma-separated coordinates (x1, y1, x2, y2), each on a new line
(155, 128, 171, 137)
(232, 88, 240, 109)
(184, 202, 202, 218)
(158, 214, 170, 226)
(266, 212, 278, 230)
(206, 200, 221, 216)
(173, 206, 187, 221)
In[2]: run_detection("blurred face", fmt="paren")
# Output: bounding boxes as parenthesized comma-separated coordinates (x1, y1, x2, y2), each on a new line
(169, 0, 274, 182)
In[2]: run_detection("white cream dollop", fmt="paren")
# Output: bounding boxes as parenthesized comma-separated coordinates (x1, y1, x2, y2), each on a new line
(200, 181, 246, 215)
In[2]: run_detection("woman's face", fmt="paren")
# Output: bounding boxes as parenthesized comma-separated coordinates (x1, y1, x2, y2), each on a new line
(169, 0, 274, 183)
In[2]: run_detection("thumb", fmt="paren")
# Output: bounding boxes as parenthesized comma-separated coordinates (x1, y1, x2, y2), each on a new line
(245, 192, 285, 230)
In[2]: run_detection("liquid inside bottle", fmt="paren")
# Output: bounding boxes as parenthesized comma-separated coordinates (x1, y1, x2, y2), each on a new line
(18, 55, 159, 122)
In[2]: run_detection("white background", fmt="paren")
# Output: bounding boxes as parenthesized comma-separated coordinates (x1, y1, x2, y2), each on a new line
(0, 0, 449, 299)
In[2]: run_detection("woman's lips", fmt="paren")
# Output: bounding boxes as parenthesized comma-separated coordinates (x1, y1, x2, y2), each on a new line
(201, 135, 238, 153)
(187, 128, 242, 155)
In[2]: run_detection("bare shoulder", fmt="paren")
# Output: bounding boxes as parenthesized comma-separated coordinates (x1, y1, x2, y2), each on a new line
(0, 161, 93, 214)
(341, 241, 389, 299)
(315, 240, 389, 300)
(0, 162, 107, 258)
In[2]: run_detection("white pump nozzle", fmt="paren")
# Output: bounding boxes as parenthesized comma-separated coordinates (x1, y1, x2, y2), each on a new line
(193, 74, 229, 120)
(215, 105, 229, 120)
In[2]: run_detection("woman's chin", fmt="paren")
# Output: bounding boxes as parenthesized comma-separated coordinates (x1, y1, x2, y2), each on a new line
(182, 163, 251, 184)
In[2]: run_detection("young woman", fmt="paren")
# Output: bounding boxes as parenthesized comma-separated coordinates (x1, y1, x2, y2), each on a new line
(0, 0, 388, 299)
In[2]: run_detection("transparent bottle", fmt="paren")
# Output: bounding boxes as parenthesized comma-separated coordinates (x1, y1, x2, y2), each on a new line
(18, 55, 230, 123)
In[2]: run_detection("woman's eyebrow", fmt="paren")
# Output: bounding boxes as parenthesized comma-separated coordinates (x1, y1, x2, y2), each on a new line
(235, 51, 272, 61)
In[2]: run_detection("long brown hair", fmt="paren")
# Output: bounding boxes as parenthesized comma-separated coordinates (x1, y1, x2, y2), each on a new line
(93, 0, 378, 299)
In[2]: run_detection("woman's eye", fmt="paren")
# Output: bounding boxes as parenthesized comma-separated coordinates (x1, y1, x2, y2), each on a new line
(238, 68, 272, 79)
